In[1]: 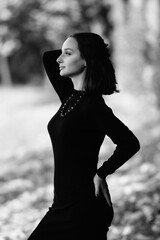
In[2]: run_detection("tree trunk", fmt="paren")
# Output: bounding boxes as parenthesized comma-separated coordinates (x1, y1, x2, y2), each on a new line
(0, 55, 12, 86)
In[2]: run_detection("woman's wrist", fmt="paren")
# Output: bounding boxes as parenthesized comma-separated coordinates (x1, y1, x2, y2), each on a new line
(96, 167, 107, 179)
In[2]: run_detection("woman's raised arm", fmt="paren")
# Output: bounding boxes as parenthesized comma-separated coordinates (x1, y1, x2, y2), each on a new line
(43, 50, 73, 102)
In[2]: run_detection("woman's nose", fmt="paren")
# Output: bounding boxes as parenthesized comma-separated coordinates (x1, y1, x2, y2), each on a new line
(56, 55, 63, 64)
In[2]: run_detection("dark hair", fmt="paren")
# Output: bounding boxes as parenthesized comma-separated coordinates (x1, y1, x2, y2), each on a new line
(70, 32, 119, 95)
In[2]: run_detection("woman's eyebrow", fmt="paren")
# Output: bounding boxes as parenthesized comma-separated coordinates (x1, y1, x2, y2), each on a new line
(64, 48, 73, 51)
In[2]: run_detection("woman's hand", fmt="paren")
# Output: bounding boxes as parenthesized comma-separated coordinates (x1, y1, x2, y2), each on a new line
(94, 174, 106, 196)
(93, 174, 112, 207)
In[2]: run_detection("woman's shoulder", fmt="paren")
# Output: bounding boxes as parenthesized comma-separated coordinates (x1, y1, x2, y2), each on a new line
(89, 94, 111, 109)
(85, 94, 113, 116)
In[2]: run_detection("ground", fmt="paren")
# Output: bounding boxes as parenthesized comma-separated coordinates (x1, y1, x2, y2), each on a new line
(0, 86, 160, 240)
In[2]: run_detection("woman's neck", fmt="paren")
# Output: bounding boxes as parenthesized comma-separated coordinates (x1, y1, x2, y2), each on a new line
(71, 72, 85, 91)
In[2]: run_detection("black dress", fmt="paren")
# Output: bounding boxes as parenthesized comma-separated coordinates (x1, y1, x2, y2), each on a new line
(27, 50, 140, 240)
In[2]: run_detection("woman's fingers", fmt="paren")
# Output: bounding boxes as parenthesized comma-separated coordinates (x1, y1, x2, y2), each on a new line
(94, 174, 112, 207)
(100, 182, 112, 207)
(93, 174, 101, 196)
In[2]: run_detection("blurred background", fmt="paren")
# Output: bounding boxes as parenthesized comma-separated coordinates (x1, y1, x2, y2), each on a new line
(0, 0, 160, 239)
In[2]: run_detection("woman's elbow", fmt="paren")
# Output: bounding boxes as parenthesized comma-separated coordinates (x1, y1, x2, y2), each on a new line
(135, 138, 140, 153)
(131, 134, 140, 154)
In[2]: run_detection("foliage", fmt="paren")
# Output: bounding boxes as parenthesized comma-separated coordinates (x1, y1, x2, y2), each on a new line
(0, 0, 115, 84)
(0, 87, 160, 239)
(0, 0, 160, 109)
(108, 148, 160, 240)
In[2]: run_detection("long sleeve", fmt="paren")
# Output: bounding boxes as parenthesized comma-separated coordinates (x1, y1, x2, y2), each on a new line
(43, 50, 73, 102)
(93, 97, 140, 179)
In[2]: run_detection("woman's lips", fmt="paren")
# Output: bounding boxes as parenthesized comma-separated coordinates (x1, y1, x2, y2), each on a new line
(59, 66, 65, 70)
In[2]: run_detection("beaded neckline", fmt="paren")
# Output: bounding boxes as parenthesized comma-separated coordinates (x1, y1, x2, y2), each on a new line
(60, 91, 85, 117)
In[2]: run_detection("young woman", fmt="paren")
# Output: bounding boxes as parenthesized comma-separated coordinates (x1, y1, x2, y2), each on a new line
(27, 32, 140, 240)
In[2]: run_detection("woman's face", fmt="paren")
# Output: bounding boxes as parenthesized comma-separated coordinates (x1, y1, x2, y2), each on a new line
(57, 37, 86, 78)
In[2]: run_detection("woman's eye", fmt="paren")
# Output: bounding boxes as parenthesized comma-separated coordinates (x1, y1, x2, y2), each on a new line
(65, 52, 71, 56)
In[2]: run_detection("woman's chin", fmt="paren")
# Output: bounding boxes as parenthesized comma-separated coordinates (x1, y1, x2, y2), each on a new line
(59, 71, 70, 77)
(59, 71, 65, 77)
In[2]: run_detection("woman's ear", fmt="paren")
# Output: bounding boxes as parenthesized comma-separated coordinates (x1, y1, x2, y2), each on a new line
(83, 60, 87, 67)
